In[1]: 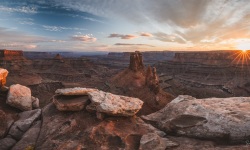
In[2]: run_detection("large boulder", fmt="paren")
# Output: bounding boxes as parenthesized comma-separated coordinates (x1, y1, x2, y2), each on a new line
(0, 68, 8, 87)
(87, 90, 144, 117)
(7, 84, 33, 111)
(142, 95, 250, 144)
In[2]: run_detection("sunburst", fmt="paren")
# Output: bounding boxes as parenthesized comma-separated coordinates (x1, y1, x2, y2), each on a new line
(230, 50, 250, 66)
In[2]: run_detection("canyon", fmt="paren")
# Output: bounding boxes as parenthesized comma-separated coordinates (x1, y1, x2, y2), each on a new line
(0, 49, 250, 149)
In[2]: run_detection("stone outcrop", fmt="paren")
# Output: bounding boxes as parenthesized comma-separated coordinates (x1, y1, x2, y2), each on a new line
(87, 90, 144, 117)
(142, 95, 250, 144)
(7, 84, 33, 111)
(0, 68, 8, 87)
(129, 51, 144, 71)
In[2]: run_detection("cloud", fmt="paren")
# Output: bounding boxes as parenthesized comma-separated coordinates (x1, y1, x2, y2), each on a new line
(108, 34, 137, 39)
(42, 25, 86, 32)
(71, 34, 97, 42)
(154, 32, 186, 44)
(114, 43, 154, 47)
(0, 5, 37, 14)
(53, 0, 250, 49)
(140, 32, 153, 37)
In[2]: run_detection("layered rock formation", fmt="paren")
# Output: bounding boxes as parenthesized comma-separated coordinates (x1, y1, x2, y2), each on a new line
(53, 87, 143, 118)
(143, 95, 250, 144)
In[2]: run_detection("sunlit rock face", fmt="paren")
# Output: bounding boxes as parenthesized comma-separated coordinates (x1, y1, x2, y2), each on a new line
(0, 68, 8, 87)
(143, 95, 250, 144)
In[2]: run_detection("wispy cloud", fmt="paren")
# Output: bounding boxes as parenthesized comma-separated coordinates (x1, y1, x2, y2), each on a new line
(0, 5, 37, 14)
(114, 43, 154, 47)
(154, 32, 186, 44)
(108, 34, 137, 39)
(42, 25, 87, 32)
(71, 34, 97, 42)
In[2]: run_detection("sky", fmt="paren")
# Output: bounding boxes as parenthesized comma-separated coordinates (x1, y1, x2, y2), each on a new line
(1, 0, 250, 52)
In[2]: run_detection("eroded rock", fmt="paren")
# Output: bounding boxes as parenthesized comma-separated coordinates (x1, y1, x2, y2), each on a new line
(143, 95, 250, 144)
(7, 84, 32, 111)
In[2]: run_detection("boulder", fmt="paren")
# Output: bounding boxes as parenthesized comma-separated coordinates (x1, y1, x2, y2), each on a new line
(7, 84, 32, 111)
(0, 68, 8, 87)
(139, 133, 179, 150)
(8, 109, 41, 140)
(12, 121, 42, 150)
(31, 96, 39, 109)
(87, 90, 143, 117)
(55, 87, 97, 95)
(142, 95, 250, 144)
(53, 95, 89, 111)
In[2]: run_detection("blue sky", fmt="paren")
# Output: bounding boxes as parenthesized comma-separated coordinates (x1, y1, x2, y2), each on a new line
(1, 0, 250, 52)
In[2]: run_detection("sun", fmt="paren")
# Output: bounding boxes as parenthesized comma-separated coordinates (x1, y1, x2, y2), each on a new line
(237, 42, 250, 52)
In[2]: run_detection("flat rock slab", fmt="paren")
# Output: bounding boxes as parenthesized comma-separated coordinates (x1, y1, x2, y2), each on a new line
(143, 95, 250, 144)
(88, 90, 143, 116)
(55, 87, 97, 95)
(53, 95, 90, 111)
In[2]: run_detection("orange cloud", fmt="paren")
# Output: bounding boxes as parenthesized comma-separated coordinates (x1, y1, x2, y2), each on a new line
(140, 32, 153, 37)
